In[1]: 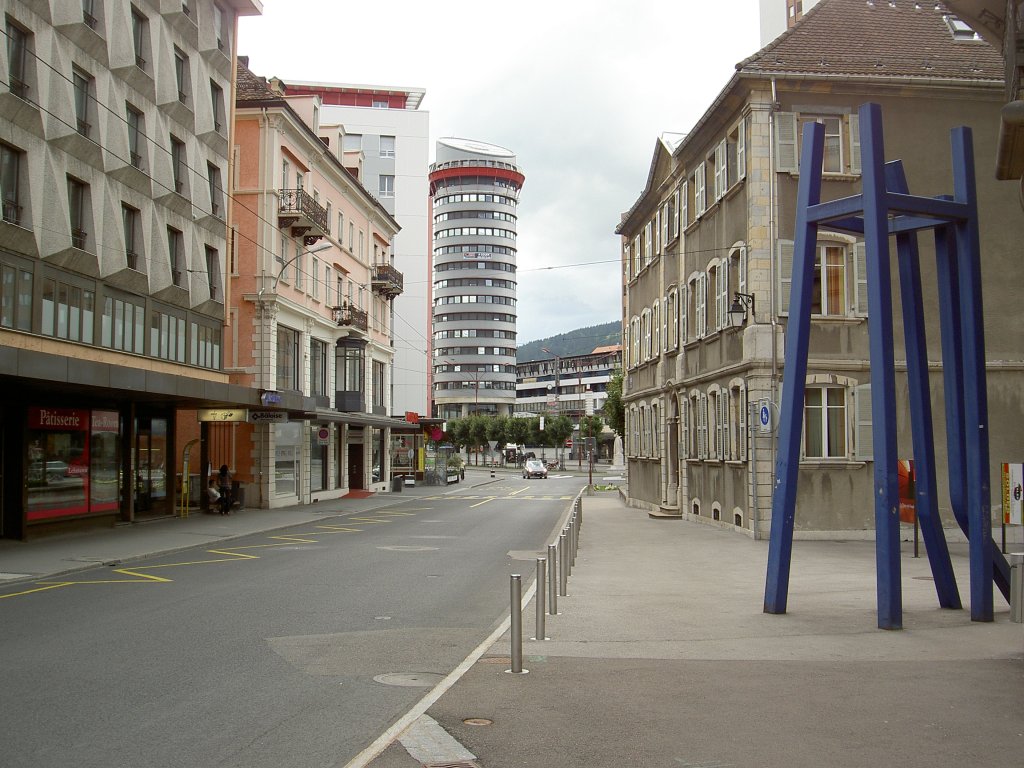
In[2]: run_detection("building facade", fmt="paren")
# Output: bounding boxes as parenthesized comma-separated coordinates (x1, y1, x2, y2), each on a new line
(618, 0, 1024, 537)
(225, 61, 404, 508)
(0, 0, 262, 539)
(277, 80, 431, 418)
(430, 138, 524, 420)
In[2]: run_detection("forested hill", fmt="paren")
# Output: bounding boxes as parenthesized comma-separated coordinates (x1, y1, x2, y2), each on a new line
(517, 321, 621, 363)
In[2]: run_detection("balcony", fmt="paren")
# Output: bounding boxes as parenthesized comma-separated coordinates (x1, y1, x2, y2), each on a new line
(278, 188, 329, 245)
(372, 263, 404, 298)
(332, 304, 368, 333)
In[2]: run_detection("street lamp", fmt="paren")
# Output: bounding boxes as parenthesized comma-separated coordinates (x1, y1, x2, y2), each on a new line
(729, 292, 756, 327)
(541, 347, 560, 414)
(257, 239, 333, 390)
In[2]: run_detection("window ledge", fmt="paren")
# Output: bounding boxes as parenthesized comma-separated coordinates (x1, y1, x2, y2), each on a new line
(724, 179, 746, 201)
(783, 171, 861, 183)
(799, 460, 868, 469)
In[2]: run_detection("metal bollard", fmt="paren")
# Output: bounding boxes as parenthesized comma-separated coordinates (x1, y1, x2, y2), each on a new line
(508, 574, 527, 673)
(570, 513, 578, 565)
(564, 527, 572, 578)
(547, 544, 558, 615)
(533, 557, 548, 640)
(1011, 553, 1024, 623)
(559, 533, 568, 596)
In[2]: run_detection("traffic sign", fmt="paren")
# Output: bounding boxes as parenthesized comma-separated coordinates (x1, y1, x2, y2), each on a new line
(565, 438, 573, 448)
(757, 399, 774, 434)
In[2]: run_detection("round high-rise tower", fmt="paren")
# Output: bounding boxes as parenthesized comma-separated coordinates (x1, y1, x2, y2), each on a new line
(430, 138, 524, 420)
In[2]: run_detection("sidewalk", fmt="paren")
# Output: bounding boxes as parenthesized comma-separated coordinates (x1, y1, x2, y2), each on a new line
(0, 476, 484, 584)
(365, 493, 1024, 768)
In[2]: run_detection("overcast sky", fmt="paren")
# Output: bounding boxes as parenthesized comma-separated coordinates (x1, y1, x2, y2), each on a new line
(239, 1, 763, 345)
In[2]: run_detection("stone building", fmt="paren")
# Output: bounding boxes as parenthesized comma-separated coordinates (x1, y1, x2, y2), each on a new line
(618, 0, 1024, 537)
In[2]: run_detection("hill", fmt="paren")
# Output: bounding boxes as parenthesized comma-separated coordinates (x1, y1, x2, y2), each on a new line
(517, 321, 621, 363)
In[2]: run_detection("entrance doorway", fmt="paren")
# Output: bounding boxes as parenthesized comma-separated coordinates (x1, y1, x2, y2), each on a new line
(134, 417, 170, 518)
(348, 443, 363, 490)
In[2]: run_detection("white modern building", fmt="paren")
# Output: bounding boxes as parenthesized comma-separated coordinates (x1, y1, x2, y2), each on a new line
(277, 80, 430, 418)
(430, 138, 524, 420)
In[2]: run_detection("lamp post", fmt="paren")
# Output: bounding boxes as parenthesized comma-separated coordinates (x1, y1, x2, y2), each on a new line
(255, 239, 333, 507)
(541, 347, 562, 467)
(257, 239, 333, 390)
(728, 292, 756, 327)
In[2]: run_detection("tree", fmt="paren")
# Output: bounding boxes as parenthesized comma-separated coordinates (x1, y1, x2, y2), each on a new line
(579, 414, 605, 461)
(445, 418, 469, 452)
(548, 415, 573, 466)
(603, 370, 625, 438)
(507, 416, 530, 454)
(467, 414, 490, 465)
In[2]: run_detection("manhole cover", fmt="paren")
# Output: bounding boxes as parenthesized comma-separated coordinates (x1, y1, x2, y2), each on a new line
(373, 672, 445, 687)
(462, 718, 493, 726)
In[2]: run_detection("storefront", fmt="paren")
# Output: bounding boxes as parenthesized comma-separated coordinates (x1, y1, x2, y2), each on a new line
(26, 407, 120, 525)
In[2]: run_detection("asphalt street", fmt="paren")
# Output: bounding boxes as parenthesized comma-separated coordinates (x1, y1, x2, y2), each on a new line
(0, 474, 584, 768)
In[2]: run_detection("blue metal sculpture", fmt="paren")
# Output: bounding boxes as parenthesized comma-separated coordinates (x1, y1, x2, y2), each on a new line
(763, 102, 1010, 629)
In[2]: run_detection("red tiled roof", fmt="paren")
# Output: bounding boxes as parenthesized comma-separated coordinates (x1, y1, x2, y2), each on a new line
(236, 59, 278, 101)
(739, 0, 1003, 82)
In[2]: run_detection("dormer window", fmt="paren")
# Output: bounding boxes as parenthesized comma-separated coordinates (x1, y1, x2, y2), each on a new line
(944, 15, 981, 41)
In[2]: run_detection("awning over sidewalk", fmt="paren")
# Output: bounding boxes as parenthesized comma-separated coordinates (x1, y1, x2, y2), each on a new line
(305, 409, 410, 429)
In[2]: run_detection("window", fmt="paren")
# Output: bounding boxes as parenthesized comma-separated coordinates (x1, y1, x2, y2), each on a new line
(167, 226, 184, 286)
(277, 326, 300, 390)
(708, 260, 727, 332)
(1, 142, 23, 225)
(380, 135, 395, 157)
(343, 133, 361, 151)
(728, 118, 747, 186)
(776, 112, 861, 175)
(41, 275, 94, 343)
(170, 136, 187, 195)
(72, 68, 93, 137)
(0, 259, 32, 331)
(207, 162, 222, 217)
(310, 338, 327, 397)
(126, 104, 144, 168)
(711, 140, 726, 202)
(130, 8, 147, 68)
(81, 0, 98, 29)
(671, 188, 680, 239)
(652, 301, 660, 356)
(727, 245, 747, 322)
(777, 239, 866, 317)
(379, 174, 395, 199)
(325, 201, 332, 235)
(190, 320, 220, 369)
(693, 163, 707, 216)
(210, 81, 224, 132)
(643, 221, 653, 266)
(150, 307, 186, 362)
(804, 386, 847, 458)
(6, 19, 29, 98)
(173, 47, 190, 104)
(281, 158, 289, 191)
(205, 245, 219, 300)
(67, 177, 89, 250)
(687, 272, 707, 339)
(122, 204, 141, 270)
(372, 98, 388, 108)
(348, 222, 354, 250)
(730, 382, 747, 461)
(372, 360, 386, 409)
(213, 4, 226, 50)
(101, 294, 145, 353)
(311, 257, 319, 299)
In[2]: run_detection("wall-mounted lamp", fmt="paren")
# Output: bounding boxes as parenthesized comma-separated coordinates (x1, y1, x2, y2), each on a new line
(728, 292, 755, 327)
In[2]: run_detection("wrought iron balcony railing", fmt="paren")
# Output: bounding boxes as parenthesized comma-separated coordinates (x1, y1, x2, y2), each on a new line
(372, 263, 404, 298)
(278, 188, 330, 238)
(332, 304, 368, 333)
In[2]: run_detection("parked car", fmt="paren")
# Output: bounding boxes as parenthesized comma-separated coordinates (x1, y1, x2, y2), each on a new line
(523, 459, 548, 479)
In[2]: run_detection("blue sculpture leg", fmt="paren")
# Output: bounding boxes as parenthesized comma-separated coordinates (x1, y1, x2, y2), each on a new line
(764, 121, 824, 615)
(885, 167, 961, 609)
(860, 103, 902, 629)
(951, 127, 993, 622)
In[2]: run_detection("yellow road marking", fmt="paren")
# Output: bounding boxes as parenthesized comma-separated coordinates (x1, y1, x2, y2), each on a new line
(0, 582, 74, 599)
(509, 487, 528, 496)
(266, 535, 320, 543)
(346, 517, 390, 524)
(470, 498, 495, 508)
(313, 525, 361, 533)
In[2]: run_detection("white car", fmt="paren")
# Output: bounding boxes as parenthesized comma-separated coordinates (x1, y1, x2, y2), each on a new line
(523, 459, 548, 479)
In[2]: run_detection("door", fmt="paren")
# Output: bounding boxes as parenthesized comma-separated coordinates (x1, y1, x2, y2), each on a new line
(134, 417, 169, 517)
(348, 444, 363, 490)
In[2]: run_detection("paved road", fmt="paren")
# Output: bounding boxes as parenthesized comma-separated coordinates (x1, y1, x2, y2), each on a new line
(0, 476, 582, 768)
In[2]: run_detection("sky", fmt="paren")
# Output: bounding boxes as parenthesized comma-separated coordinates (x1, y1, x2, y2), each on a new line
(238, 1, 764, 345)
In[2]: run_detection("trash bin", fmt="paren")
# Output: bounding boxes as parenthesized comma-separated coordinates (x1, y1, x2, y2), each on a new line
(391, 476, 403, 492)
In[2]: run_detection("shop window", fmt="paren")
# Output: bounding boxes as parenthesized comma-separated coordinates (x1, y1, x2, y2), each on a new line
(1, 260, 33, 331)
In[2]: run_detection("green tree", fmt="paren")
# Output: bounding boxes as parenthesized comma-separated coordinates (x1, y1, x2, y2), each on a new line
(507, 416, 530, 452)
(445, 418, 469, 451)
(547, 415, 573, 466)
(467, 414, 490, 465)
(579, 414, 605, 461)
(603, 371, 625, 437)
